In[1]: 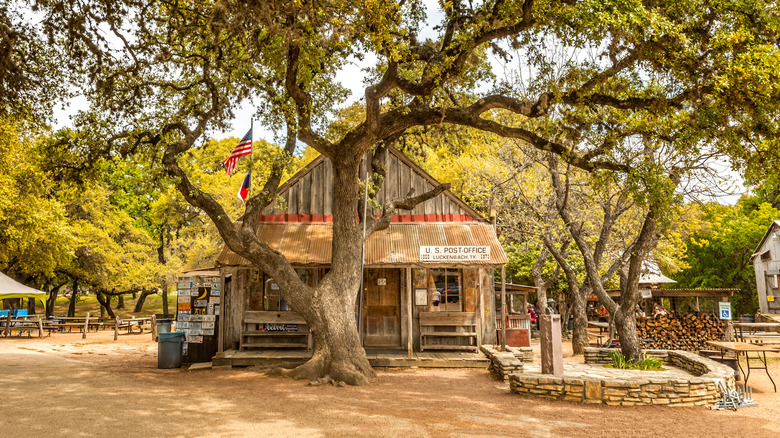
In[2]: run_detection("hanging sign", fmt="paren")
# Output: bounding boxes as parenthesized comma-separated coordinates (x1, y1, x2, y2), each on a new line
(719, 302, 732, 320)
(420, 246, 491, 262)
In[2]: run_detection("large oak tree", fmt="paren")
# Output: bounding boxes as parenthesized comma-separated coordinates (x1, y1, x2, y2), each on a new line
(35, 0, 780, 378)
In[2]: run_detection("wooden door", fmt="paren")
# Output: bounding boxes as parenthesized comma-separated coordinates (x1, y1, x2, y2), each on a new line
(363, 269, 401, 347)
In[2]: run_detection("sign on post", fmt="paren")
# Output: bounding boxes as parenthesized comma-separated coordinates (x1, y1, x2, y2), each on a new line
(718, 302, 732, 320)
(420, 246, 491, 262)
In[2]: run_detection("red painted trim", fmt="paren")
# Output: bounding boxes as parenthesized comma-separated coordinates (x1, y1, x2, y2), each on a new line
(257, 213, 475, 223)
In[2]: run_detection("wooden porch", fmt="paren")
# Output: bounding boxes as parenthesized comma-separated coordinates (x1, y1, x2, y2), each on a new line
(212, 348, 490, 368)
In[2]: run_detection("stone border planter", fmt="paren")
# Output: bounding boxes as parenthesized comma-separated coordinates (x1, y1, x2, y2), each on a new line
(489, 347, 736, 406)
(481, 345, 533, 381)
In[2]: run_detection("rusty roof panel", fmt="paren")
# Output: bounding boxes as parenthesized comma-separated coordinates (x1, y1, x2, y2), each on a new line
(365, 227, 391, 265)
(417, 223, 446, 247)
(306, 225, 332, 264)
(282, 224, 310, 264)
(392, 225, 419, 264)
(470, 224, 508, 264)
(216, 222, 507, 267)
(258, 224, 285, 252)
(443, 223, 476, 246)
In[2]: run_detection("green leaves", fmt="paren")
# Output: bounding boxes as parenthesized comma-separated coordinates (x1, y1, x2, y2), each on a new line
(675, 198, 780, 314)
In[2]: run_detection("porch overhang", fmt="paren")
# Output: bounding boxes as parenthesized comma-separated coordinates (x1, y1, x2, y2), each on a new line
(216, 222, 508, 268)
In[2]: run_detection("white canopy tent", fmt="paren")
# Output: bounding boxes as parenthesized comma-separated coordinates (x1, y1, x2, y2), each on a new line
(0, 271, 47, 310)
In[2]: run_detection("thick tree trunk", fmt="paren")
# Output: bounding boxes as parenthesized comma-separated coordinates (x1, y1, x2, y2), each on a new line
(161, 281, 169, 316)
(571, 290, 589, 354)
(133, 288, 154, 313)
(96, 292, 115, 318)
(117, 294, 125, 309)
(27, 296, 36, 315)
(281, 280, 375, 385)
(46, 285, 61, 318)
(67, 279, 78, 317)
(275, 152, 375, 385)
(614, 307, 641, 361)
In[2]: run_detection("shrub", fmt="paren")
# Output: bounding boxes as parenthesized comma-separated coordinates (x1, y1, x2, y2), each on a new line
(608, 351, 664, 371)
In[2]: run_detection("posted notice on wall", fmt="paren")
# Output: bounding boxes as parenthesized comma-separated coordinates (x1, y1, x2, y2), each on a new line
(419, 246, 491, 262)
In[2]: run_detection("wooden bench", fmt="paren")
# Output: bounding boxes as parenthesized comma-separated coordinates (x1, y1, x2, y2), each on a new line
(419, 311, 480, 352)
(116, 318, 151, 334)
(2, 317, 47, 337)
(3, 325, 40, 337)
(240, 311, 312, 350)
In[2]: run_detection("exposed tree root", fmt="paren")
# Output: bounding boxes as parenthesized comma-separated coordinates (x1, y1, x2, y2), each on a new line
(266, 353, 375, 386)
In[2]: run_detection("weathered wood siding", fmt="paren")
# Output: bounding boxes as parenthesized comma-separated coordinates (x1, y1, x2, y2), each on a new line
(261, 149, 478, 220)
(754, 225, 780, 314)
(219, 267, 245, 350)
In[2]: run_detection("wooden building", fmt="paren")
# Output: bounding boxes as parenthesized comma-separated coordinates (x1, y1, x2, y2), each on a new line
(214, 147, 507, 358)
(175, 268, 221, 363)
(752, 221, 780, 315)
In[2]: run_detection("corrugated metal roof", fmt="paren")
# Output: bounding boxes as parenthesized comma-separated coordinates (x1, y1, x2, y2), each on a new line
(216, 223, 507, 267)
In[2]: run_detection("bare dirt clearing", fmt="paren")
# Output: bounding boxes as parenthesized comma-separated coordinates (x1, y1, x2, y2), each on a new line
(2, 332, 780, 437)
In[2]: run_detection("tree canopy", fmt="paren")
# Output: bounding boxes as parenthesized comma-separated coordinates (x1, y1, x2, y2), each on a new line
(5, 0, 779, 379)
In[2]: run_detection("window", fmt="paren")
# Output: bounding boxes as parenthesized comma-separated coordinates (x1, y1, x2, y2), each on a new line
(263, 269, 313, 311)
(263, 277, 288, 311)
(430, 268, 461, 311)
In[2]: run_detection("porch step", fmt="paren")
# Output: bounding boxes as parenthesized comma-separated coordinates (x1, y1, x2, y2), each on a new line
(421, 332, 477, 337)
(420, 345, 479, 351)
(243, 331, 307, 337)
(240, 342, 308, 349)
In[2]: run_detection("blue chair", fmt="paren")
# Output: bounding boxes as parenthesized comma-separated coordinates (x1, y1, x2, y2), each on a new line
(0, 310, 9, 317)
(13, 309, 27, 317)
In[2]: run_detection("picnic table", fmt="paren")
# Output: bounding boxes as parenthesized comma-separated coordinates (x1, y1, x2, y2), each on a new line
(587, 321, 609, 334)
(732, 322, 780, 343)
(116, 317, 152, 334)
(706, 341, 780, 392)
(1, 315, 47, 338)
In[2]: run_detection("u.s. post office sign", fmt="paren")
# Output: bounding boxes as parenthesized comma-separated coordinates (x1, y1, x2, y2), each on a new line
(420, 246, 491, 262)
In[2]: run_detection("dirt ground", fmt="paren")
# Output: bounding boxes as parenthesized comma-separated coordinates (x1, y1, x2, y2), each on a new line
(2, 332, 780, 438)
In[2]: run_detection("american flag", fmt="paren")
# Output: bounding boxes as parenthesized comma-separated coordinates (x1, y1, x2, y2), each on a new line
(223, 128, 252, 175)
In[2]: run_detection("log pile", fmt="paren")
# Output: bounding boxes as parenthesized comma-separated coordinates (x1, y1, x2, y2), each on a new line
(637, 312, 726, 351)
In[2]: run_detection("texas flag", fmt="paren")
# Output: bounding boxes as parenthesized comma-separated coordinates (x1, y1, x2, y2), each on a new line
(237, 170, 251, 204)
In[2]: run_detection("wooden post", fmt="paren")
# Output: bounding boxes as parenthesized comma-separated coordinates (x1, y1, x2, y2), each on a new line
(5, 312, 11, 337)
(407, 268, 413, 359)
(37, 317, 43, 338)
(478, 269, 485, 345)
(501, 266, 507, 351)
(114, 317, 119, 341)
(216, 276, 224, 355)
(82, 312, 90, 339)
(151, 314, 157, 341)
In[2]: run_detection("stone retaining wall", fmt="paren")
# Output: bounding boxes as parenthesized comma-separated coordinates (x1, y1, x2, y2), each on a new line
(509, 346, 534, 363)
(503, 348, 736, 407)
(481, 345, 524, 381)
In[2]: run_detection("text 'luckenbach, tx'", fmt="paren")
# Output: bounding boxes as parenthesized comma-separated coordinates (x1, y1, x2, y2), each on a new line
(419, 246, 491, 262)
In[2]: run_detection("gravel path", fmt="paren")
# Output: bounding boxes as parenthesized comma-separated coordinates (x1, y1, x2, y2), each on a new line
(2, 331, 780, 437)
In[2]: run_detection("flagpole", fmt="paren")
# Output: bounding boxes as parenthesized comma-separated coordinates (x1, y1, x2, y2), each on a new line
(357, 153, 369, 339)
(248, 119, 253, 199)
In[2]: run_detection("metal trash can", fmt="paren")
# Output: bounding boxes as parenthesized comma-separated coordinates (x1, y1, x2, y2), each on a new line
(157, 332, 185, 369)
(741, 314, 755, 323)
(154, 318, 172, 342)
(157, 318, 172, 334)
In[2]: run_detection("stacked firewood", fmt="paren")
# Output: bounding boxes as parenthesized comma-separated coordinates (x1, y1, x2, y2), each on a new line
(636, 311, 726, 351)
